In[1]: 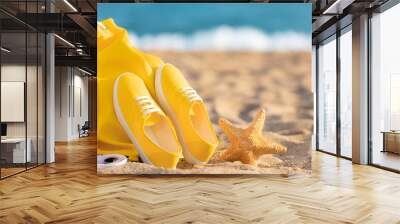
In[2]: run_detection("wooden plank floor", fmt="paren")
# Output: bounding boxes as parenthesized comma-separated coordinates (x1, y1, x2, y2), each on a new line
(1, 135, 400, 224)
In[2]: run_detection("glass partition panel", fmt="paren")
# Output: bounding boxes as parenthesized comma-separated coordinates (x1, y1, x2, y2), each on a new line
(27, 0, 41, 169)
(339, 27, 352, 158)
(0, 1, 46, 179)
(371, 4, 400, 171)
(317, 36, 337, 154)
(1, 30, 27, 177)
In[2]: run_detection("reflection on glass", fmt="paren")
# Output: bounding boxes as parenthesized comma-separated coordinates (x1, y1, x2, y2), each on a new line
(317, 36, 337, 154)
(371, 4, 400, 171)
(1, 31, 27, 177)
(0, 1, 47, 179)
(26, 0, 41, 169)
(340, 28, 352, 158)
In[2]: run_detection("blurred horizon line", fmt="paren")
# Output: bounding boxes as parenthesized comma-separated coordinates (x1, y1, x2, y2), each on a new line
(128, 25, 311, 52)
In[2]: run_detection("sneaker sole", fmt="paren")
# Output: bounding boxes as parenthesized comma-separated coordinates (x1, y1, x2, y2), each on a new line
(113, 73, 153, 166)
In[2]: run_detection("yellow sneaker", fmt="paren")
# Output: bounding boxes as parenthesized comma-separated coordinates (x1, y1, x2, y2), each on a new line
(155, 64, 218, 164)
(114, 72, 182, 169)
(143, 52, 164, 71)
(97, 19, 160, 161)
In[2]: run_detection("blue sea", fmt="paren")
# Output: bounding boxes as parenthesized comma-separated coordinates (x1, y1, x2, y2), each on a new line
(98, 4, 311, 52)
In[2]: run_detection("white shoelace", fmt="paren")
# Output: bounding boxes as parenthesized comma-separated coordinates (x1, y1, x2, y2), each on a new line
(180, 87, 202, 102)
(134, 96, 160, 115)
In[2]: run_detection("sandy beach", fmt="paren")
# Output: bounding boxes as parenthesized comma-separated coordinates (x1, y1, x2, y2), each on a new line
(98, 51, 312, 175)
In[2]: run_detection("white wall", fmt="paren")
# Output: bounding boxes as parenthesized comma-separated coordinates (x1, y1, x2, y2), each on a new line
(55, 66, 70, 141)
(54, 67, 89, 141)
(1, 63, 46, 164)
(1, 65, 26, 141)
(1, 65, 33, 138)
(71, 73, 89, 138)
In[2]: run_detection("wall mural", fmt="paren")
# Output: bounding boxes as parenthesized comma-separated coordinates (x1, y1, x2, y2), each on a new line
(97, 3, 312, 175)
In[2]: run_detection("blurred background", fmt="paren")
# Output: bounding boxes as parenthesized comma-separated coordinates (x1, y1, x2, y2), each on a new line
(98, 4, 311, 52)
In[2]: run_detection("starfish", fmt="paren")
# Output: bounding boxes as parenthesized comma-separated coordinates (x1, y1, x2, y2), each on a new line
(218, 109, 287, 166)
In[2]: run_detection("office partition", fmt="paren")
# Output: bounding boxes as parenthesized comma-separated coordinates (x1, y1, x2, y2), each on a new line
(370, 3, 400, 171)
(317, 35, 337, 155)
(339, 26, 352, 159)
(0, 0, 47, 179)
